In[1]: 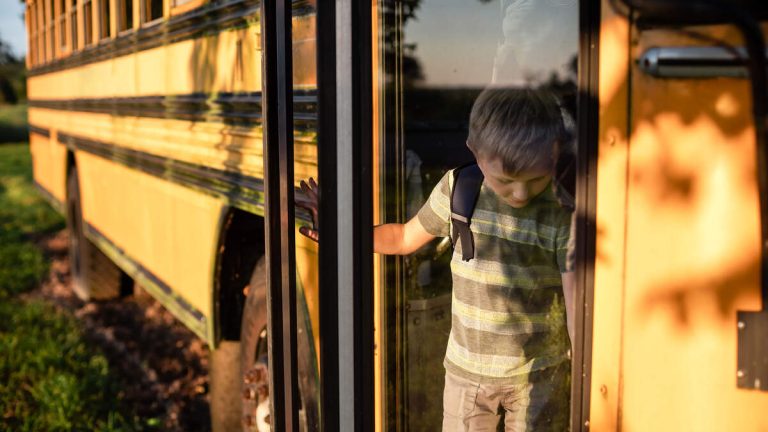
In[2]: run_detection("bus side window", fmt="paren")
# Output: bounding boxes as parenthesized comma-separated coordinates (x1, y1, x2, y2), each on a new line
(142, 0, 163, 23)
(97, 0, 111, 41)
(117, 0, 133, 32)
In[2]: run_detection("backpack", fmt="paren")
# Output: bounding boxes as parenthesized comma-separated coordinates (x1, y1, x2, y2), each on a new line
(448, 158, 575, 262)
(449, 163, 484, 262)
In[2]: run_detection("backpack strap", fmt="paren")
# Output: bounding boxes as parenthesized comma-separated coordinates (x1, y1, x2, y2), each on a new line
(450, 163, 484, 261)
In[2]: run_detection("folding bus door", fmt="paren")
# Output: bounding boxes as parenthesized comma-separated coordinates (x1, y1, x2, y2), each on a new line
(374, 0, 594, 430)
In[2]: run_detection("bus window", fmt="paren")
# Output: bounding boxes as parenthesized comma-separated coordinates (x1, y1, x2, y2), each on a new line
(83, 0, 93, 47)
(143, 0, 163, 23)
(118, 0, 133, 32)
(377, 0, 578, 429)
(69, 0, 78, 51)
(98, 0, 111, 40)
(57, 0, 66, 53)
(44, 0, 52, 62)
(28, 1, 37, 66)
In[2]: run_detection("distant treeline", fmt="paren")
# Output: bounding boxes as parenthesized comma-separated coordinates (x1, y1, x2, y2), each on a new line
(0, 37, 25, 105)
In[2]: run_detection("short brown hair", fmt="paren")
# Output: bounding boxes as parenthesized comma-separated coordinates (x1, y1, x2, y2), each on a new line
(467, 87, 568, 175)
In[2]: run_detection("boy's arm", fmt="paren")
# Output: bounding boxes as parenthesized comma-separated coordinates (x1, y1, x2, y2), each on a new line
(374, 216, 435, 255)
(298, 176, 438, 254)
(561, 271, 576, 346)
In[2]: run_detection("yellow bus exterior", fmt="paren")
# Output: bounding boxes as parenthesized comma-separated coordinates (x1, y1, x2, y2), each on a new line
(24, 0, 768, 430)
(591, 3, 768, 430)
(26, 0, 320, 429)
(27, 0, 270, 341)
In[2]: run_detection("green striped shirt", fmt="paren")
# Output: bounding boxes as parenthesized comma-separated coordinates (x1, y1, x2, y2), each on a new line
(417, 170, 572, 384)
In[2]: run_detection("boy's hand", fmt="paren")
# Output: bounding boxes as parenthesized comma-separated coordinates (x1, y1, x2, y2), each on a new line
(297, 177, 319, 242)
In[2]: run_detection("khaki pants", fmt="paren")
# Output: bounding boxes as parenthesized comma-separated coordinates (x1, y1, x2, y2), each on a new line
(442, 364, 570, 432)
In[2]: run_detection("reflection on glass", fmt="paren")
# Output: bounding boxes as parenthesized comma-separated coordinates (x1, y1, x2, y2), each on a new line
(292, 4, 321, 432)
(379, 0, 578, 429)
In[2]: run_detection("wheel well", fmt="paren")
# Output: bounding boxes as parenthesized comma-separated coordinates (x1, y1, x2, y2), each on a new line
(215, 208, 265, 342)
(66, 151, 75, 181)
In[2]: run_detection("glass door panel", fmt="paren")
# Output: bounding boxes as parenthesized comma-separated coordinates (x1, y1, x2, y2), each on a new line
(292, 2, 321, 431)
(378, 0, 579, 429)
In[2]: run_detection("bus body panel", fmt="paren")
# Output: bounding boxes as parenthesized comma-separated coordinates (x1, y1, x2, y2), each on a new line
(27, 26, 262, 100)
(25, 19, 268, 340)
(29, 130, 68, 203)
(25, 5, 321, 349)
(77, 149, 223, 325)
(624, 23, 768, 431)
(593, 7, 768, 430)
(28, 107, 266, 179)
(295, 228, 320, 364)
(590, 3, 631, 430)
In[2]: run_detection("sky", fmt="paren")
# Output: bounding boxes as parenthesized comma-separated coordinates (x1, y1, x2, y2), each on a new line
(404, 0, 578, 87)
(1, 0, 27, 58)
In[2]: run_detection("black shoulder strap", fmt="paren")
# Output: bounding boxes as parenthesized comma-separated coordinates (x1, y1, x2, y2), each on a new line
(450, 163, 484, 261)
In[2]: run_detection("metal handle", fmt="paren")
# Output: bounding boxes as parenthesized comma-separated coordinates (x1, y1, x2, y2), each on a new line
(639, 46, 768, 78)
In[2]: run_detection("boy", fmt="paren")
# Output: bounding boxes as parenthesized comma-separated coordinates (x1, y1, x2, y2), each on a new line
(300, 87, 575, 431)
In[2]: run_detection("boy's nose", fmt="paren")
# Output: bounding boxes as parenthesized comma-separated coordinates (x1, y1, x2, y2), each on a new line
(512, 184, 529, 200)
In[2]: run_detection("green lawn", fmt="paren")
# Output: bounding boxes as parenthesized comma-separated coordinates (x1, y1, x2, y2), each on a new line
(0, 106, 153, 430)
(0, 142, 63, 300)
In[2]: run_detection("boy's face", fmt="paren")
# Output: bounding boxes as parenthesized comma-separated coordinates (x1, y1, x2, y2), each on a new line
(476, 156, 552, 208)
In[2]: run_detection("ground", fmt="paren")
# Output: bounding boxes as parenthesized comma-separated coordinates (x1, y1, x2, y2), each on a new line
(0, 119, 217, 429)
(25, 229, 214, 431)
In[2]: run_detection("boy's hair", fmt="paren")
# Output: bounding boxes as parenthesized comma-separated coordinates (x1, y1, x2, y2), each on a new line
(467, 87, 569, 175)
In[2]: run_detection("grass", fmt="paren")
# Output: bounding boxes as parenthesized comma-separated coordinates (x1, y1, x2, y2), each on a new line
(0, 300, 141, 431)
(0, 143, 65, 300)
(0, 105, 154, 430)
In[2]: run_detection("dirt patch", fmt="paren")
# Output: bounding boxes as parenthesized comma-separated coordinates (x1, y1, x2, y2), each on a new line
(25, 230, 212, 431)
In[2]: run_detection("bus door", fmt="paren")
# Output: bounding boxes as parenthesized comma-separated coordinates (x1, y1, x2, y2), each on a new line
(375, 0, 588, 430)
(258, 1, 321, 431)
(260, 1, 378, 430)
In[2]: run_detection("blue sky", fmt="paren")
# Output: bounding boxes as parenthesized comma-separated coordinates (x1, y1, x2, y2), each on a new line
(1, 0, 27, 58)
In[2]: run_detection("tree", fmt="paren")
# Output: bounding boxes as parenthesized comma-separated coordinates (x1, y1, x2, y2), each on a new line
(0, 35, 24, 105)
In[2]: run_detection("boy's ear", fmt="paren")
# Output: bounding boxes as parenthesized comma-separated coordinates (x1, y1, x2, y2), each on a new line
(466, 140, 476, 156)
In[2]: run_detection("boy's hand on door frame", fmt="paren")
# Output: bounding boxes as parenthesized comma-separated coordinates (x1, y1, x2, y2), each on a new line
(297, 177, 319, 242)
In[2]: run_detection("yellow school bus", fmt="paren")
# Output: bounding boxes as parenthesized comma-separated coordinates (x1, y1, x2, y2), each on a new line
(25, 0, 768, 430)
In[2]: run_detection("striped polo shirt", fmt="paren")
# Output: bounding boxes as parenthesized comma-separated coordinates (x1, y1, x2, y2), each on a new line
(417, 170, 572, 385)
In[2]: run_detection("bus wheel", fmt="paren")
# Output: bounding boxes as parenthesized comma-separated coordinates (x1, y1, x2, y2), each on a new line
(240, 256, 270, 431)
(66, 165, 126, 301)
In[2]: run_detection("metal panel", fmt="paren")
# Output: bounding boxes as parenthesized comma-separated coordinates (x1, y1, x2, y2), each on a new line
(315, 0, 340, 429)
(335, 0, 375, 430)
(262, 0, 299, 429)
(336, 0, 355, 428)
(572, 0, 601, 430)
(737, 310, 768, 391)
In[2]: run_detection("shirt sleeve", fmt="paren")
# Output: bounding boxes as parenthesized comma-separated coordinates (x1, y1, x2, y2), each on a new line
(556, 210, 575, 273)
(416, 170, 452, 238)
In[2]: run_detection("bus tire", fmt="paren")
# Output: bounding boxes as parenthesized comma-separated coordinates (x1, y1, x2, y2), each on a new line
(66, 165, 125, 301)
(240, 256, 269, 432)
(239, 256, 319, 431)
